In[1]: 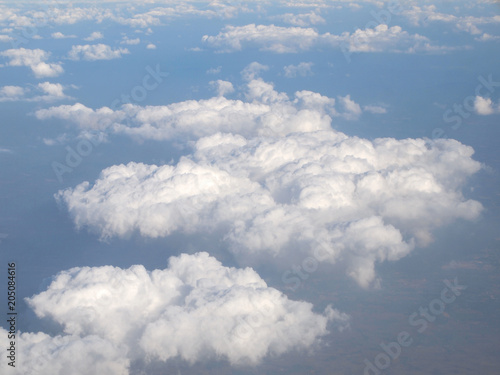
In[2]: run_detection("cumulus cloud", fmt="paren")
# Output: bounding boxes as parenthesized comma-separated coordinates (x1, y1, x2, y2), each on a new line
(36, 103, 123, 129)
(55, 128, 482, 288)
(0, 253, 343, 373)
(202, 24, 321, 53)
(0, 48, 64, 78)
(0, 82, 71, 102)
(274, 11, 326, 27)
(1, 5, 227, 30)
(474, 96, 500, 115)
(36, 82, 71, 100)
(0, 34, 13, 42)
(210, 79, 234, 96)
(68, 44, 130, 61)
(84, 31, 104, 41)
(241, 61, 268, 81)
(146, 43, 157, 49)
(475, 33, 500, 42)
(34, 65, 481, 288)
(0, 85, 25, 101)
(51, 31, 76, 39)
(207, 66, 222, 74)
(202, 23, 453, 54)
(0, 329, 129, 375)
(210, 79, 235, 96)
(35, 77, 373, 141)
(401, 5, 500, 36)
(111, 5, 220, 28)
(121, 36, 141, 45)
(283, 62, 314, 78)
(337, 94, 362, 119)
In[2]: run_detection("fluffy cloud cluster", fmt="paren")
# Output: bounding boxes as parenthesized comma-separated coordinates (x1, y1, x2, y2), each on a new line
(35, 77, 376, 140)
(202, 24, 322, 53)
(474, 96, 500, 115)
(0, 253, 344, 374)
(84, 31, 104, 41)
(121, 36, 141, 45)
(283, 62, 314, 78)
(273, 11, 326, 27)
(210, 79, 235, 96)
(34, 70, 483, 287)
(0, 48, 63, 78)
(401, 4, 500, 36)
(1, 330, 129, 375)
(68, 44, 130, 61)
(0, 85, 25, 101)
(52, 76, 482, 287)
(0, 34, 13, 42)
(0, 82, 71, 102)
(202, 23, 452, 54)
(0, 3, 240, 31)
(51, 31, 76, 39)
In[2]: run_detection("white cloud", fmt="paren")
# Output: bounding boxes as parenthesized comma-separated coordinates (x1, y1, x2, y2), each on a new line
(207, 66, 222, 75)
(43, 133, 70, 146)
(0, 48, 64, 78)
(210, 79, 235, 96)
(112, 5, 220, 28)
(52, 84, 482, 288)
(0, 85, 25, 101)
(0, 3, 245, 32)
(0, 253, 344, 373)
(35, 77, 372, 141)
(475, 33, 500, 42)
(84, 31, 104, 41)
(363, 105, 387, 114)
(241, 61, 268, 81)
(474, 96, 500, 115)
(146, 43, 157, 49)
(283, 61, 314, 78)
(0, 34, 13, 42)
(203, 24, 321, 53)
(0, 330, 129, 375)
(337, 94, 362, 119)
(51, 31, 76, 39)
(401, 5, 500, 36)
(35, 67, 481, 288)
(121, 36, 141, 45)
(36, 103, 122, 129)
(36, 82, 70, 100)
(0, 82, 71, 102)
(68, 44, 130, 61)
(475, 33, 500, 41)
(203, 23, 454, 54)
(274, 11, 326, 27)
(336, 24, 438, 54)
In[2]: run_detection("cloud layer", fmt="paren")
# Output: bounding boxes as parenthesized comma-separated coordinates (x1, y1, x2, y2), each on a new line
(1, 253, 344, 374)
(35, 78, 375, 141)
(202, 23, 453, 54)
(51, 75, 483, 288)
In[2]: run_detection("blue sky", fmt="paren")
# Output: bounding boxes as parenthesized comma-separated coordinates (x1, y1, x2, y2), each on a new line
(0, 1, 499, 374)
